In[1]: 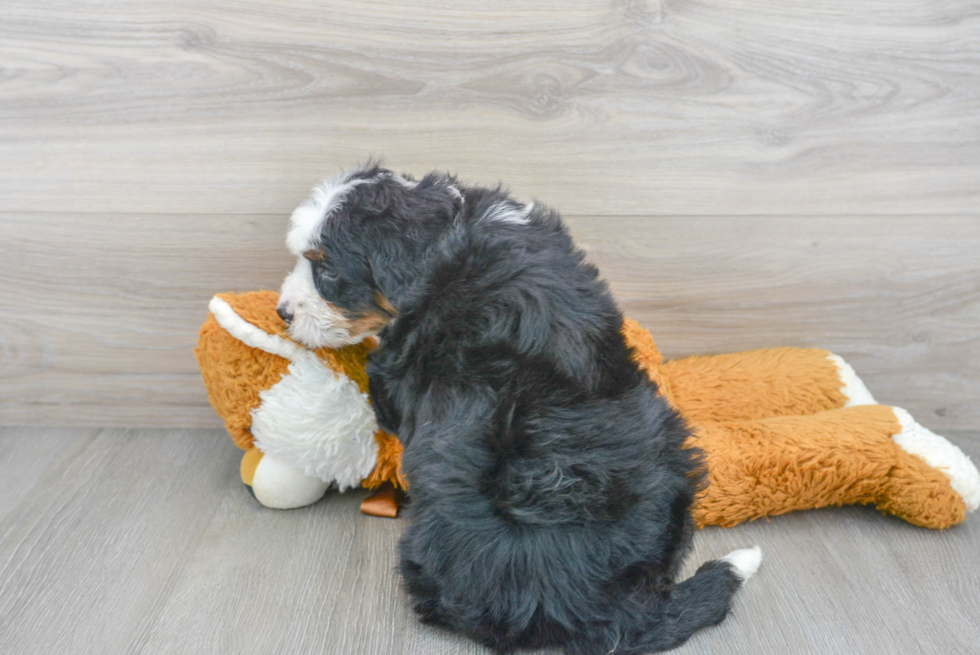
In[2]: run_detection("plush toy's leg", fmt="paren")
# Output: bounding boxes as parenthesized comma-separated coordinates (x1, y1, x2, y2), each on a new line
(240, 447, 330, 510)
(692, 405, 979, 529)
(664, 347, 874, 424)
(360, 483, 403, 518)
(888, 407, 980, 515)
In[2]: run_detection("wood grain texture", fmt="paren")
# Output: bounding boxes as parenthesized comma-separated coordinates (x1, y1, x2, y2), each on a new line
(2, 213, 977, 430)
(0, 427, 97, 525)
(0, 428, 239, 655)
(0, 427, 977, 654)
(0, 212, 293, 428)
(0, 0, 978, 216)
(570, 215, 980, 430)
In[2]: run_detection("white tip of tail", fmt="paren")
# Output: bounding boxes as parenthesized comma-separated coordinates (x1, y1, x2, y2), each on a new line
(722, 546, 763, 581)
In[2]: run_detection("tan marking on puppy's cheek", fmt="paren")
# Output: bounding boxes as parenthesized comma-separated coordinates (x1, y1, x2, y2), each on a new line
(346, 310, 393, 335)
(323, 302, 353, 330)
(375, 293, 397, 317)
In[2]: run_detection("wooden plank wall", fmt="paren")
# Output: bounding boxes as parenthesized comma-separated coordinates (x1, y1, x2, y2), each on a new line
(1, 0, 978, 429)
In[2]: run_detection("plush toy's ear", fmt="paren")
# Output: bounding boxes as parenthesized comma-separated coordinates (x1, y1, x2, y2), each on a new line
(195, 293, 295, 450)
(208, 292, 306, 362)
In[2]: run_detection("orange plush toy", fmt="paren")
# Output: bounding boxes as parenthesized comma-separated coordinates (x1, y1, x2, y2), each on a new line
(197, 291, 979, 528)
(196, 291, 405, 515)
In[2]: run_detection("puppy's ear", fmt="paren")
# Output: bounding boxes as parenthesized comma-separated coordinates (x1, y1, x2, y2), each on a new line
(415, 172, 464, 220)
(366, 243, 416, 310)
(364, 176, 464, 305)
(444, 178, 465, 217)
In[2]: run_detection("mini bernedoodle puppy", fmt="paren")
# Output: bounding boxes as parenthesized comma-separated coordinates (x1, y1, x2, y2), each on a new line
(277, 163, 761, 654)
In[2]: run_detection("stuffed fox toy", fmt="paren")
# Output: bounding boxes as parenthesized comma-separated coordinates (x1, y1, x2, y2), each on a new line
(196, 291, 979, 529)
(196, 291, 405, 514)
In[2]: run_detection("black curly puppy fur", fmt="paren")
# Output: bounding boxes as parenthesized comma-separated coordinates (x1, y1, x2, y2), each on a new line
(280, 164, 755, 654)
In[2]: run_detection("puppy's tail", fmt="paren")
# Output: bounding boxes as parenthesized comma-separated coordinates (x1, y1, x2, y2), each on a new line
(619, 546, 762, 654)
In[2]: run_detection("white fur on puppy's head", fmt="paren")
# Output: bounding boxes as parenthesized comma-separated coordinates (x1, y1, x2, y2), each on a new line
(278, 164, 473, 349)
(279, 168, 379, 349)
(286, 170, 371, 257)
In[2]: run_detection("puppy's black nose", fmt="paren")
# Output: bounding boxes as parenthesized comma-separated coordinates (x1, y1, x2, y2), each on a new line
(277, 304, 294, 325)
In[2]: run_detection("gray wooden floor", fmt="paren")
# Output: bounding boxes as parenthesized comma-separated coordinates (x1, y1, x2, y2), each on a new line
(1, 426, 977, 655)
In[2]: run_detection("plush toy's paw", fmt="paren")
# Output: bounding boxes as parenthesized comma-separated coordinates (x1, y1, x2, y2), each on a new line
(827, 353, 876, 406)
(244, 451, 330, 509)
(891, 408, 980, 513)
(360, 483, 402, 518)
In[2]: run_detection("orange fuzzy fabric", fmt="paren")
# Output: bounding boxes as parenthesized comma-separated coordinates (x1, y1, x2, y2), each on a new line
(362, 431, 407, 490)
(196, 304, 291, 450)
(195, 291, 404, 489)
(665, 348, 847, 423)
(621, 318, 675, 407)
(220, 290, 289, 341)
(198, 296, 966, 527)
(690, 406, 964, 529)
(621, 318, 965, 529)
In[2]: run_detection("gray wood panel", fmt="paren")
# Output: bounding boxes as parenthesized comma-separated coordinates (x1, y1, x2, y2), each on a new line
(0, 427, 98, 525)
(0, 428, 239, 655)
(1, 0, 978, 216)
(575, 215, 980, 431)
(2, 213, 978, 430)
(0, 427, 977, 654)
(2, 0, 979, 427)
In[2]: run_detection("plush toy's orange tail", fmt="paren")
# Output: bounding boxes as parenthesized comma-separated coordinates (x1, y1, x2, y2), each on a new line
(665, 347, 847, 423)
(623, 318, 976, 529)
(691, 406, 967, 529)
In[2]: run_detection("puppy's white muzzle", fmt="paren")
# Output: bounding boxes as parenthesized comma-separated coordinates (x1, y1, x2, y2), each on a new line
(278, 258, 361, 349)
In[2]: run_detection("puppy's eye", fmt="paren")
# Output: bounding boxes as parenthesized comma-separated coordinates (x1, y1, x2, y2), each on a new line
(313, 261, 340, 282)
